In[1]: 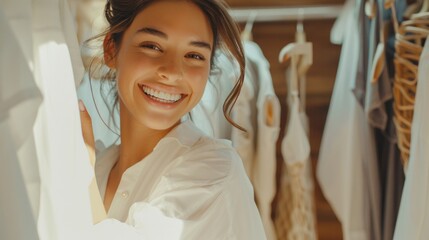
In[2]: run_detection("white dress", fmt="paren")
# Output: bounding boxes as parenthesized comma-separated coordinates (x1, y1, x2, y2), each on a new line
(317, 0, 377, 239)
(276, 41, 317, 239)
(242, 41, 280, 240)
(94, 120, 267, 240)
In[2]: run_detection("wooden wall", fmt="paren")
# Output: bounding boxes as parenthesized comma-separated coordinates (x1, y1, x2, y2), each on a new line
(226, 1, 345, 239)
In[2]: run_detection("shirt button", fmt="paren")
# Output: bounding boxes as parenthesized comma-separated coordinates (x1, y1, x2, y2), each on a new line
(121, 191, 129, 198)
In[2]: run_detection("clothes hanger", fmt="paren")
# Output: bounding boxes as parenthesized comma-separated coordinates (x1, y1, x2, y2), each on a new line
(370, 0, 402, 84)
(369, 2, 386, 84)
(240, 11, 257, 41)
(278, 10, 312, 114)
(401, 0, 429, 20)
(419, 0, 429, 13)
(279, 10, 312, 68)
(410, 10, 429, 19)
(403, 0, 422, 19)
(294, 11, 312, 112)
(365, 0, 377, 19)
(397, 23, 429, 49)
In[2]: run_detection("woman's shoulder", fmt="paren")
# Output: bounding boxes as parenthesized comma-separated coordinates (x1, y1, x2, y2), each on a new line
(162, 120, 244, 185)
(177, 119, 240, 159)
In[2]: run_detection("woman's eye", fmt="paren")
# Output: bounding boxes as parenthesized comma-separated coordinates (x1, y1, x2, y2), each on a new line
(186, 53, 206, 61)
(139, 43, 162, 52)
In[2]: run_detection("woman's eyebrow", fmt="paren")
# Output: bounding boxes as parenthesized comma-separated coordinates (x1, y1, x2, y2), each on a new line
(136, 27, 212, 50)
(190, 41, 212, 51)
(136, 27, 167, 39)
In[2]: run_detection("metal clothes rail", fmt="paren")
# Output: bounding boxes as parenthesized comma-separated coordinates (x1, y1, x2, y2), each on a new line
(229, 4, 343, 22)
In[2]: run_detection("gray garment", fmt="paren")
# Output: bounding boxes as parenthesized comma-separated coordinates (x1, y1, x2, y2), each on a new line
(364, 0, 392, 130)
(380, 1, 407, 240)
(353, 0, 369, 107)
(377, 107, 405, 240)
(353, 1, 407, 240)
(354, 1, 382, 240)
(354, 0, 394, 130)
(372, 1, 408, 240)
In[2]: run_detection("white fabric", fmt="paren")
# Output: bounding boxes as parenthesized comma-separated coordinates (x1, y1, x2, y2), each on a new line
(243, 41, 280, 240)
(0, 7, 41, 239)
(281, 90, 317, 239)
(59, 0, 85, 87)
(330, 0, 354, 45)
(32, 0, 95, 239)
(94, 120, 267, 240)
(231, 45, 257, 177)
(253, 95, 280, 240)
(393, 36, 429, 240)
(279, 44, 317, 238)
(0, 0, 41, 218)
(317, 1, 376, 239)
(192, 52, 237, 139)
(2, 0, 95, 239)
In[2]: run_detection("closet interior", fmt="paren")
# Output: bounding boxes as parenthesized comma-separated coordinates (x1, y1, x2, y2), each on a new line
(3, 0, 429, 239)
(228, 0, 343, 239)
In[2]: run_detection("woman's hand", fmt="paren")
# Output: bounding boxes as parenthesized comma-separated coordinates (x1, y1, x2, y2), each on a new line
(79, 99, 107, 223)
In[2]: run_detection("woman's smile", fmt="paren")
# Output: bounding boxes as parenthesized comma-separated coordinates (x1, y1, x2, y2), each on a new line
(138, 83, 185, 105)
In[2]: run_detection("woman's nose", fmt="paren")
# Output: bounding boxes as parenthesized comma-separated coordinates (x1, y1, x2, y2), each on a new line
(157, 57, 183, 81)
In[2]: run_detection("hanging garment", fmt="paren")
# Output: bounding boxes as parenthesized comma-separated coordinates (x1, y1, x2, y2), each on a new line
(274, 39, 317, 239)
(377, 2, 407, 240)
(193, 41, 280, 239)
(330, 0, 353, 45)
(244, 41, 281, 240)
(393, 28, 429, 240)
(277, 90, 317, 240)
(1, 0, 96, 239)
(32, 0, 96, 239)
(317, 0, 378, 239)
(1, 0, 42, 219)
(0, 7, 41, 239)
(192, 52, 237, 139)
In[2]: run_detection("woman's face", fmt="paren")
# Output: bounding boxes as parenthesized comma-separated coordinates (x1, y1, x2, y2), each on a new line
(107, 0, 213, 131)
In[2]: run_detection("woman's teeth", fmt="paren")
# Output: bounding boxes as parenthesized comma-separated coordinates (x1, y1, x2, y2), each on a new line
(142, 86, 182, 103)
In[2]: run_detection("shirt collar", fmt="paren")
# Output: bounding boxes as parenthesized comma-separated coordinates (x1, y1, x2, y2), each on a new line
(154, 120, 204, 150)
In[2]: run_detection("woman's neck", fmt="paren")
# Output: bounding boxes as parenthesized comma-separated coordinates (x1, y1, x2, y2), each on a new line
(116, 107, 172, 174)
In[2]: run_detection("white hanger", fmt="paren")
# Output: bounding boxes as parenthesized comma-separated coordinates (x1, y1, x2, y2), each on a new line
(278, 10, 312, 68)
(419, 0, 429, 13)
(369, 0, 399, 84)
(365, 0, 377, 19)
(278, 10, 313, 110)
(403, 0, 423, 19)
(241, 11, 257, 41)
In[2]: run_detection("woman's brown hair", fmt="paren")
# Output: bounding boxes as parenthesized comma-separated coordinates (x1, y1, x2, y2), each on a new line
(88, 0, 246, 132)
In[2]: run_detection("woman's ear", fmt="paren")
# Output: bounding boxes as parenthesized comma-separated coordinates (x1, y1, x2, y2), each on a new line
(103, 34, 116, 69)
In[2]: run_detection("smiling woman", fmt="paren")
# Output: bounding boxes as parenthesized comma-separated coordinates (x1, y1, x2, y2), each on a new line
(80, 0, 266, 239)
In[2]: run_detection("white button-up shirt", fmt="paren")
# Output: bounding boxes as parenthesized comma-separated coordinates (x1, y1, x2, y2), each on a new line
(94, 120, 266, 240)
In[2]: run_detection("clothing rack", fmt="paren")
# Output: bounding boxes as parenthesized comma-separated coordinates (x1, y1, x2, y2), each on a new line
(229, 4, 342, 22)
